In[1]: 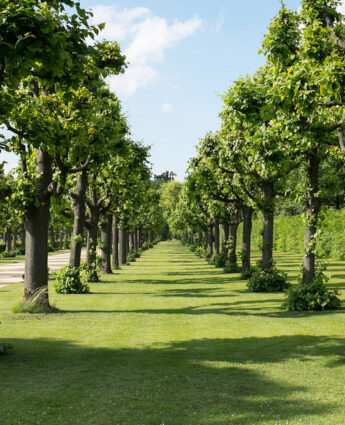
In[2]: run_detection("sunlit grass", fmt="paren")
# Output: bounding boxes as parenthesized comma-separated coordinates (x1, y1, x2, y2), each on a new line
(1, 241, 345, 424)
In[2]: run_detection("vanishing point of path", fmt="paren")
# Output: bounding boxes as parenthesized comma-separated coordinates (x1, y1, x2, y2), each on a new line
(1, 241, 345, 424)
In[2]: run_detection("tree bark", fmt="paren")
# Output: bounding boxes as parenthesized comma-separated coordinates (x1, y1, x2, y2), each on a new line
(133, 229, 138, 251)
(20, 223, 25, 251)
(119, 228, 127, 264)
(49, 226, 55, 249)
(262, 181, 275, 270)
(229, 222, 239, 266)
(100, 215, 112, 274)
(214, 221, 220, 255)
(12, 233, 17, 251)
(207, 221, 213, 258)
(59, 230, 64, 251)
(23, 149, 52, 305)
(4, 228, 12, 252)
(69, 171, 87, 268)
(112, 215, 119, 269)
(303, 153, 320, 285)
(86, 212, 99, 268)
(242, 206, 253, 276)
(221, 222, 229, 255)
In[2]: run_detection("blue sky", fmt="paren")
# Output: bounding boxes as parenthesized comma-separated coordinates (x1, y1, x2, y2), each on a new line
(2, 0, 304, 179)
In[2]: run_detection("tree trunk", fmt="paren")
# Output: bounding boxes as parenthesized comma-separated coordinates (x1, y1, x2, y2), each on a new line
(214, 221, 220, 255)
(12, 233, 17, 251)
(69, 171, 87, 268)
(207, 222, 213, 258)
(221, 222, 229, 255)
(229, 222, 239, 266)
(20, 223, 25, 251)
(242, 206, 253, 276)
(126, 230, 130, 255)
(49, 226, 55, 250)
(303, 153, 320, 285)
(59, 230, 64, 251)
(87, 213, 99, 268)
(112, 215, 119, 269)
(133, 229, 138, 251)
(262, 181, 275, 270)
(119, 228, 127, 264)
(100, 215, 112, 274)
(23, 149, 52, 305)
(5, 228, 12, 252)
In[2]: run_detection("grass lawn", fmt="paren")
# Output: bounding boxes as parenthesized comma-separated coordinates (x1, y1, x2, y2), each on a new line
(1, 241, 345, 425)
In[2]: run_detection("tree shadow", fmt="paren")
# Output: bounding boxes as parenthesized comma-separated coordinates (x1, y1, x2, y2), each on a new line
(1, 335, 340, 424)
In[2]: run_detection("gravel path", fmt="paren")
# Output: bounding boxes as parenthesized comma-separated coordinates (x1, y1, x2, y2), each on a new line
(0, 251, 85, 288)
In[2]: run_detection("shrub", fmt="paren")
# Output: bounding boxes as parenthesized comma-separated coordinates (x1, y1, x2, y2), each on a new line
(128, 249, 141, 262)
(80, 260, 99, 283)
(209, 253, 227, 268)
(284, 268, 341, 311)
(54, 266, 90, 294)
(0, 342, 13, 354)
(241, 267, 255, 280)
(16, 247, 25, 255)
(224, 262, 241, 273)
(1, 250, 17, 258)
(248, 262, 289, 292)
(194, 246, 207, 258)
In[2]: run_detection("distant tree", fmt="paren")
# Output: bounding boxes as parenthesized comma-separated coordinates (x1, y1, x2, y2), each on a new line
(154, 171, 176, 182)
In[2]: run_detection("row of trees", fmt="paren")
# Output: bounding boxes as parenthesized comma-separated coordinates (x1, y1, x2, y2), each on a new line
(0, 0, 165, 308)
(167, 0, 345, 310)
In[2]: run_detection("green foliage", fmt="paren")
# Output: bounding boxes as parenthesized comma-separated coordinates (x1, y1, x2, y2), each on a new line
(0, 342, 13, 354)
(224, 262, 241, 274)
(54, 266, 89, 294)
(127, 249, 141, 262)
(194, 246, 207, 258)
(208, 253, 227, 268)
(248, 262, 289, 292)
(80, 260, 99, 283)
(1, 250, 16, 258)
(284, 269, 341, 311)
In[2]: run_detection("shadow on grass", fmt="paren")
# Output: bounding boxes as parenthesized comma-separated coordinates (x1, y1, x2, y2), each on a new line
(1, 335, 341, 424)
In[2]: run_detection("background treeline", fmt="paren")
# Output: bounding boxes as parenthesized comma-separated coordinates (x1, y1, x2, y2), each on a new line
(162, 0, 345, 311)
(0, 0, 167, 310)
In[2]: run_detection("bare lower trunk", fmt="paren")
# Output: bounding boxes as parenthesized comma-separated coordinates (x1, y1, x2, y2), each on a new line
(100, 215, 112, 274)
(262, 181, 275, 270)
(49, 226, 55, 250)
(221, 222, 229, 255)
(20, 223, 25, 250)
(23, 149, 52, 306)
(133, 229, 138, 251)
(214, 221, 220, 255)
(87, 214, 99, 267)
(59, 231, 64, 251)
(69, 171, 87, 268)
(119, 228, 127, 264)
(5, 228, 12, 252)
(229, 222, 239, 265)
(207, 222, 213, 258)
(112, 215, 119, 269)
(303, 153, 320, 285)
(12, 234, 17, 251)
(242, 206, 253, 275)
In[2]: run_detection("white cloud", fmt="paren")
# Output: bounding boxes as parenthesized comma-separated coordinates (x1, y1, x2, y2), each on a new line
(215, 8, 225, 33)
(162, 103, 173, 113)
(91, 5, 203, 98)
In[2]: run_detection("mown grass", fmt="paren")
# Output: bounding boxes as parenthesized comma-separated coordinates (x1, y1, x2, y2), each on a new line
(1, 241, 345, 425)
